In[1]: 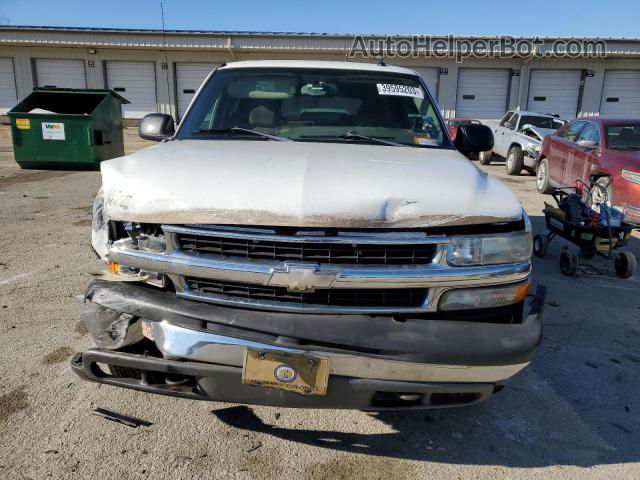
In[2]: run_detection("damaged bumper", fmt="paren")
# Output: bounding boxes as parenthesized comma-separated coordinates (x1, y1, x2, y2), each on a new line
(72, 280, 545, 410)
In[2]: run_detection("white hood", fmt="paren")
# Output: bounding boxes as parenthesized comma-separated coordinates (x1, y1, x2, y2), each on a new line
(100, 140, 522, 228)
(522, 126, 556, 142)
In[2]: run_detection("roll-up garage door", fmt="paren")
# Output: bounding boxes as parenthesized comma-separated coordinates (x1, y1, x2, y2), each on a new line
(413, 67, 439, 100)
(455, 68, 509, 120)
(527, 69, 582, 120)
(176, 63, 216, 119)
(599, 70, 640, 116)
(106, 61, 157, 118)
(35, 59, 86, 89)
(0, 58, 17, 113)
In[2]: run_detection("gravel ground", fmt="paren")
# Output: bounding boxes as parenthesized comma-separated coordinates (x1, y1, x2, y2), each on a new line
(1, 125, 639, 480)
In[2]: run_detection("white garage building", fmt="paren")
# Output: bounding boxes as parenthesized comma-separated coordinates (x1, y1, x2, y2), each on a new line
(0, 26, 639, 122)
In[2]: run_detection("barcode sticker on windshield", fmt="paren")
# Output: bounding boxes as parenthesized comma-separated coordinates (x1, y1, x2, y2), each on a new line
(377, 84, 424, 98)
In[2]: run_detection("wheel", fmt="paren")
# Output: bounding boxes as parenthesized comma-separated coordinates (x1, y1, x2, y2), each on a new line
(533, 234, 549, 257)
(559, 249, 578, 276)
(614, 251, 636, 279)
(536, 157, 553, 194)
(479, 150, 493, 165)
(505, 146, 524, 175)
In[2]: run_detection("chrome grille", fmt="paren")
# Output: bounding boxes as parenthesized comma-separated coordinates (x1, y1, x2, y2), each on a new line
(185, 277, 428, 308)
(176, 233, 437, 265)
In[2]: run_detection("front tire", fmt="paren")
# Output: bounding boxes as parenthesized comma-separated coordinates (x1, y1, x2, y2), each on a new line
(614, 252, 636, 279)
(479, 150, 493, 165)
(559, 249, 579, 276)
(505, 146, 524, 175)
(533, 234, 549, 257)
(536, 157, 553, 194)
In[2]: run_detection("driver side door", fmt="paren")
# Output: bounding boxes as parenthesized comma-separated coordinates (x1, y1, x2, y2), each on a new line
(571, 122, 602, 186)
(550, 120, 586, 187)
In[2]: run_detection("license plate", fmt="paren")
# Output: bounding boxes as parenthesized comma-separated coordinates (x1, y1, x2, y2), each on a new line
(242, 349, 329, 396)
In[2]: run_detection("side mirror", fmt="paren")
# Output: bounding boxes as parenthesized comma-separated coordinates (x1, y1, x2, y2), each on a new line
(576, 139, 597, 149)
(139, 113, 175, 141)
(454, 124, 494, 155)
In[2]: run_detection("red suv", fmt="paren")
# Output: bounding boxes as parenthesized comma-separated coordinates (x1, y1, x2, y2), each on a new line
(537, 117, 640, 223)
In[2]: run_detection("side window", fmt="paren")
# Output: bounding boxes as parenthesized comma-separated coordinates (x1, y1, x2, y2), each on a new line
(499, 112, 514, 127)
(560, 121, 586, 142)
(578, 123, 601, 146)
(508, 114, 519, 130)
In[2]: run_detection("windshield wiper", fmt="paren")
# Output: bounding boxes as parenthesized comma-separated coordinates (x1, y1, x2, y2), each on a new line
(299, 131, 404, 147)
(192, 127, 292, 142)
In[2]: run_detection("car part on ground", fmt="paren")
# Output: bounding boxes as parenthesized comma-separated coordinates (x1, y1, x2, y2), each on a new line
(92, 407, 152, 428)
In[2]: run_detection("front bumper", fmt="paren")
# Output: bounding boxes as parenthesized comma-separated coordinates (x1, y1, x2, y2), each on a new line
(72, 280, 546, 409)
(71, 350, 498, 409)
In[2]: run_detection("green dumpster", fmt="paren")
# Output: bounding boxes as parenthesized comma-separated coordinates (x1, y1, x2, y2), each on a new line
(8, 88, 129, 170)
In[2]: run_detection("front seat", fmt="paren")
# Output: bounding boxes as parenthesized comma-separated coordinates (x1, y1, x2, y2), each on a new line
(618, 127, 634, 145)
(248, 105, 276, 128)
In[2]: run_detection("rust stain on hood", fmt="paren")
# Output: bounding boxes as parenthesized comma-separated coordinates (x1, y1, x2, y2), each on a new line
(116, 208, 513, 228)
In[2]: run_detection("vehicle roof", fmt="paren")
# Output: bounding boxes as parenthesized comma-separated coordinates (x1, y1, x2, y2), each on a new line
(576, 116, 640, 125)
(219, 60, 419, 76)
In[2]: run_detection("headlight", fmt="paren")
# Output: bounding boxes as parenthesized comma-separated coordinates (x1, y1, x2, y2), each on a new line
(446, 230, 532, 266)
(526, 144, 541, 157)
(124, 222, 167, 253)
(438, 281, 530, 311)
(105, 223, 167, 287)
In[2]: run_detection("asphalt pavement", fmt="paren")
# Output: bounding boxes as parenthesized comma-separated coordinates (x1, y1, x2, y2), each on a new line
(1, 126, 639, 479)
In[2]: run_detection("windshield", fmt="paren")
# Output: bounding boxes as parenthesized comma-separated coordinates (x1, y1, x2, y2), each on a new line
(606, 124, 640, 150)
(519, 115, 564, 130)
(177, 67, 450, 148)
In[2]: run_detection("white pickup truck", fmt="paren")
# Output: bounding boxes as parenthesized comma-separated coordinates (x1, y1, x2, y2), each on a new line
(480, 111, 565, 175)
(72, 60, 545, 410)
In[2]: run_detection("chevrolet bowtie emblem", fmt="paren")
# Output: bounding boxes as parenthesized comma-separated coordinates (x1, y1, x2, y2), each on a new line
(268, 263, 338, 292)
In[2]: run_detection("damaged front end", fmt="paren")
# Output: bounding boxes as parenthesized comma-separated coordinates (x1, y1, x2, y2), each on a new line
(76, 203, 545, 410)
(73, 278, 545, 409)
